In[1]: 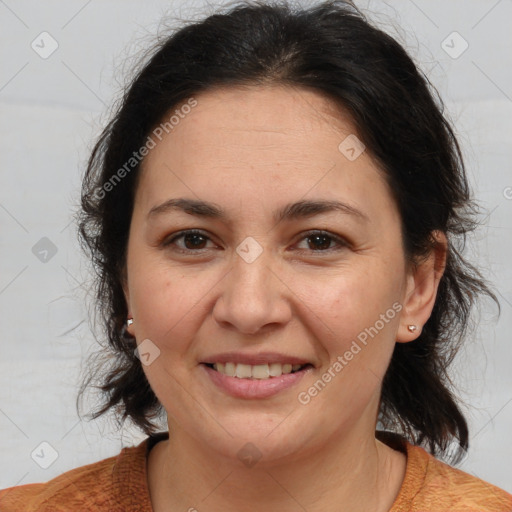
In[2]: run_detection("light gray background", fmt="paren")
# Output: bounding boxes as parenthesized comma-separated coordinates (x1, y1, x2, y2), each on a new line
(1, 0, 511, 495)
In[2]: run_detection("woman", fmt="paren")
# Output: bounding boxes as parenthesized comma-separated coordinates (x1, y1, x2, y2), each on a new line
(1, 0, 511, 510)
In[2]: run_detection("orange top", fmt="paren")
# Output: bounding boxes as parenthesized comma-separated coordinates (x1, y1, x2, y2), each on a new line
(1, 432, 511, 511)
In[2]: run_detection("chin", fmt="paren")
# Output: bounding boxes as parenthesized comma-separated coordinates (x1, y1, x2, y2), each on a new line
(190, 412, 319, 467)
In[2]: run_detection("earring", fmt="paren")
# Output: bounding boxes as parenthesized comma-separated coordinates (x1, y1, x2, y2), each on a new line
(407, 325, 417, 332)
(127, 318, 134, 327)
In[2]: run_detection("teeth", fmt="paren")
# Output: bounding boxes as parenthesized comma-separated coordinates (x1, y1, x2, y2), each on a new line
(212, 362, 305, 379)
(252, 364, 270, 379)
(235, 363, 252, 378)
(269, 363, 282, 377)
(224, 362, 235, 377)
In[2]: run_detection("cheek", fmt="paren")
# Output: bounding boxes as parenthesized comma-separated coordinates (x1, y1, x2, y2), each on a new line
(128, 260, 210, 347)
(295, 271, 403, 421)
(301, 263, 403, 361)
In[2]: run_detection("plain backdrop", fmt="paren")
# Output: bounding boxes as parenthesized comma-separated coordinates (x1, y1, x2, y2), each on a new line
(1, 0, 511, 495)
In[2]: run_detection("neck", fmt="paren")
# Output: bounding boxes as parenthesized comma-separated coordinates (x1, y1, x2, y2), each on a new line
(148, 421, 406, 512)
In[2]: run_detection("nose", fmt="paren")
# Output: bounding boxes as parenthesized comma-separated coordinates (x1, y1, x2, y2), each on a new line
(212, 247, 292, 335)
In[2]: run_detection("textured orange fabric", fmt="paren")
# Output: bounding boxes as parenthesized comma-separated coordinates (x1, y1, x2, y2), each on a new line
(1, 432, 511, 511)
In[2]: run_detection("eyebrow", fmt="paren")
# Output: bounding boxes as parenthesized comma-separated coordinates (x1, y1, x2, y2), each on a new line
(147, 197, 369, 224)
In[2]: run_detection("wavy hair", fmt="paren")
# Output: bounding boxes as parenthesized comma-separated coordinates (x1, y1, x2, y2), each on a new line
(76, 0, 497, 462)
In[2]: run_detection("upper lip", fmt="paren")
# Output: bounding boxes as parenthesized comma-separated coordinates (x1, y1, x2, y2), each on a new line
(201, 352, 313, 366)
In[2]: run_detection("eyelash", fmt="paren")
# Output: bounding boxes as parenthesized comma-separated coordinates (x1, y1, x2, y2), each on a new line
(162, 229, 349, 255)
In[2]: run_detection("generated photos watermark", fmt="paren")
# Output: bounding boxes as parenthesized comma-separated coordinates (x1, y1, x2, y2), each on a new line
(297, 301, 403, 405)
(93, 97, 198, 200)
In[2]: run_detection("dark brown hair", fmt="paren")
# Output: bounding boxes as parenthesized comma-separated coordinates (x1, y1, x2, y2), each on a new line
(76, 0, 497, 462)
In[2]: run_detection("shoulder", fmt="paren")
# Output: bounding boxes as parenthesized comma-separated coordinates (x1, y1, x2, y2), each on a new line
(0, 437, 155, 512)
(392, 442, 512, 512)
(0, 454, 119, 512)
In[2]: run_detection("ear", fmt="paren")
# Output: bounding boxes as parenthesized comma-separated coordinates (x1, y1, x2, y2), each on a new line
(396, 230, 447, 343)
(121, 268, 135, 337)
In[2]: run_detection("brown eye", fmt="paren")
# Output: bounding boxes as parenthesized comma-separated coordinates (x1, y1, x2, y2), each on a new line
(163, 229, 215, 252)
(295, 230, 348, 252)
(306, 233, 333, 250)
(182, 232, 208, 249)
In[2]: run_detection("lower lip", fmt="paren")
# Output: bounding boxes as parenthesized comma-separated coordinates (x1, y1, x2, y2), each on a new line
(201, 364, 312, 399)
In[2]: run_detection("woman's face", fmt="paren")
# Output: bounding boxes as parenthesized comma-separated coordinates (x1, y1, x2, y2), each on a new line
(124, 85, 419, 463)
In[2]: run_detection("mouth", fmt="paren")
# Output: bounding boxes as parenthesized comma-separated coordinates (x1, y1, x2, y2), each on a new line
(203, 362, 313, 380)
(200, 359, 314, 399)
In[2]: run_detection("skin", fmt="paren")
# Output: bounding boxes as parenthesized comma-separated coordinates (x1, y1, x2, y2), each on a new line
(123, 84, 446, 512)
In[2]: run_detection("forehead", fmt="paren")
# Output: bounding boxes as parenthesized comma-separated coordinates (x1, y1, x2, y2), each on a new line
(134, 85, 396, 225)
(162, 84, 356, 150)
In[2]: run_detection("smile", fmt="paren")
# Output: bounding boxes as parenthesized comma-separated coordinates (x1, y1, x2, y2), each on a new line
(201, 361, 314, 399)
(207, 362, 308, 379)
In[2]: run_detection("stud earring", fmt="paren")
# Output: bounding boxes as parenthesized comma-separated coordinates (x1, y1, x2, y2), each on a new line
(407, 325, 417, 332)
(127, 318, 134, 327)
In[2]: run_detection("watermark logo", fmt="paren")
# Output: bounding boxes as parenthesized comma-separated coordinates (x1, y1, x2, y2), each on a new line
(441, 31, 469, 59)
(237, 442, 262, 468)
(32, 237, 58, 263)
(31, 441, 59, 469)
(31, 32, 59, 59)
(236, 237, 263, 264)
(135, 338, 161, 366)
(338, 134, 366, 161)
